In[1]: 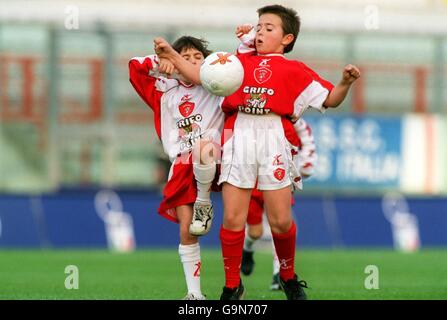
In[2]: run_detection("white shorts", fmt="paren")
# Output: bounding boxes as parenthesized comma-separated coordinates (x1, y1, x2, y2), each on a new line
(218, 112, 302, 191)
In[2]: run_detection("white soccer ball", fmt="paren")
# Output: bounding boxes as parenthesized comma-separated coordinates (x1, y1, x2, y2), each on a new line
(200, 52, 244, 97)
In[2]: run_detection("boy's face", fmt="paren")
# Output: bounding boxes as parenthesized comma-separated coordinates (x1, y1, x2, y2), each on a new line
(177, 47, 204, 84)
(180, 47, 204, 65)
(256, 13, 293, 54)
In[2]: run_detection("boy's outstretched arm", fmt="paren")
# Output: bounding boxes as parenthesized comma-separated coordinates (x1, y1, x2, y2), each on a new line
(323, 64, 361, 108)
(154, 37, 201, 85)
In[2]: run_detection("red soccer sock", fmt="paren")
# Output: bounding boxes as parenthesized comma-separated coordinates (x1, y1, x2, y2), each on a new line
(220, 226, 245, 289)
(272, 221, 297, 282)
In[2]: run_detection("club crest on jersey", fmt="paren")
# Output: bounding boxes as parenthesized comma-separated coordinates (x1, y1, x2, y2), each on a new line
(273, 168, 286, 181)
(179, 101, 195, 117)
(254, 67, 272, 84)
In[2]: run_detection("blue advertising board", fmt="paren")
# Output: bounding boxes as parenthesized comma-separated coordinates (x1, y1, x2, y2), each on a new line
(303, 114, 402, 191)
(1, 190, 446, 248)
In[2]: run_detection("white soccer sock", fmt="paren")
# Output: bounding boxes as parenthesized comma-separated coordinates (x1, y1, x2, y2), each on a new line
(244, 233, 256, 252)
(193, 162, 216, 203)
(272, 240, 280, 275)
(179, 243, 202, 296)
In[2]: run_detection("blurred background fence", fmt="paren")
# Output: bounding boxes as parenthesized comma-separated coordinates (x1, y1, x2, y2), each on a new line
(1, 23, 446, 193)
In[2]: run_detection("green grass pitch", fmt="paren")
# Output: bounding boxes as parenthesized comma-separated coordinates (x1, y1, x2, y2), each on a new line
(0, 248, 446, 300)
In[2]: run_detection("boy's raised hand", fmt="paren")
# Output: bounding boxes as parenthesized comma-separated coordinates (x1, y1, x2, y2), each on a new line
(153, 36, 200, 85)
(324, 64, 362, 108)
(235, 24, 254, 37)
(159, 58, 177, 77)
(342, 64, 361, 85)
(154, 37, 176, 60)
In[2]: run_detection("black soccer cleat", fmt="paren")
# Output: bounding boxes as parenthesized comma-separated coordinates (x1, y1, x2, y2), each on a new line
(220, 281, 245, 300)
(280, 274, 308, 300)
(241, 250, 255, 276)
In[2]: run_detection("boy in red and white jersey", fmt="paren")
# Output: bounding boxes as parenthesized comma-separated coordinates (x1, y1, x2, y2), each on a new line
(129, 36, 224, 300)
(216, 6, 358, 300)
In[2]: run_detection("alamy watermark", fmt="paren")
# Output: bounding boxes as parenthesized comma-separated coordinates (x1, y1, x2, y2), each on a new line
(364, 5, 380, 31)
(364, 265, 379, 290)
(65, 5, 80, 30)
(65, 265, 79, 289)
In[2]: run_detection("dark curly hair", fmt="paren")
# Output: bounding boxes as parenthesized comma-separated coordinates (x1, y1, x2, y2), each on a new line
(172, 36, 212, 58)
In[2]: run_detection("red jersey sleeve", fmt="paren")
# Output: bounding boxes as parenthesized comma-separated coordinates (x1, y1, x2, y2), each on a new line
(128, 55, 177, 138)
(300, 62, 334, 92)
(292, 62, 335, 119)
(128, 55, 163, 112)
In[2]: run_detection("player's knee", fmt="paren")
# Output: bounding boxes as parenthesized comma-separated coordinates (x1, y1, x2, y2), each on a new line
(269, 216, 292, 234)
(223, 213, 246, 231)
(224, 221, 244, 231)
(248, 230, 263, 240)
(179, 222, 191, 237)
(192, 139, 218, 165)
(248, 224, 263, 239)
(203, 140, 221, 164)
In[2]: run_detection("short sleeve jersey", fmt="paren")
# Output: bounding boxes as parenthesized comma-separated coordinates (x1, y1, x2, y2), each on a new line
(221, 51, 334, 120)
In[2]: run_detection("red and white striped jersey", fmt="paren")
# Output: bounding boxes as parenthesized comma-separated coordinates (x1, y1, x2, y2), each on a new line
(129, 55, 224, 161)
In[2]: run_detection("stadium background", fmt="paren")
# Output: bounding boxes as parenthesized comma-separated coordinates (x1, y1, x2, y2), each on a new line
(1, 0, 447, 299)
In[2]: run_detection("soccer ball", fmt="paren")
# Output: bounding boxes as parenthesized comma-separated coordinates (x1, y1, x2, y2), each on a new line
(200, 52, 244, 97)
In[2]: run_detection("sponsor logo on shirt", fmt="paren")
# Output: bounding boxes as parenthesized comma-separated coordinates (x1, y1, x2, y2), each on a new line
(237, 86, 274, 115)
(177, 95, 203, 151)
(177, 117, 203, 152)
(243, 86, 275, 95)
(177, 114, 202, 130)
(179, 126, 203, 151)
